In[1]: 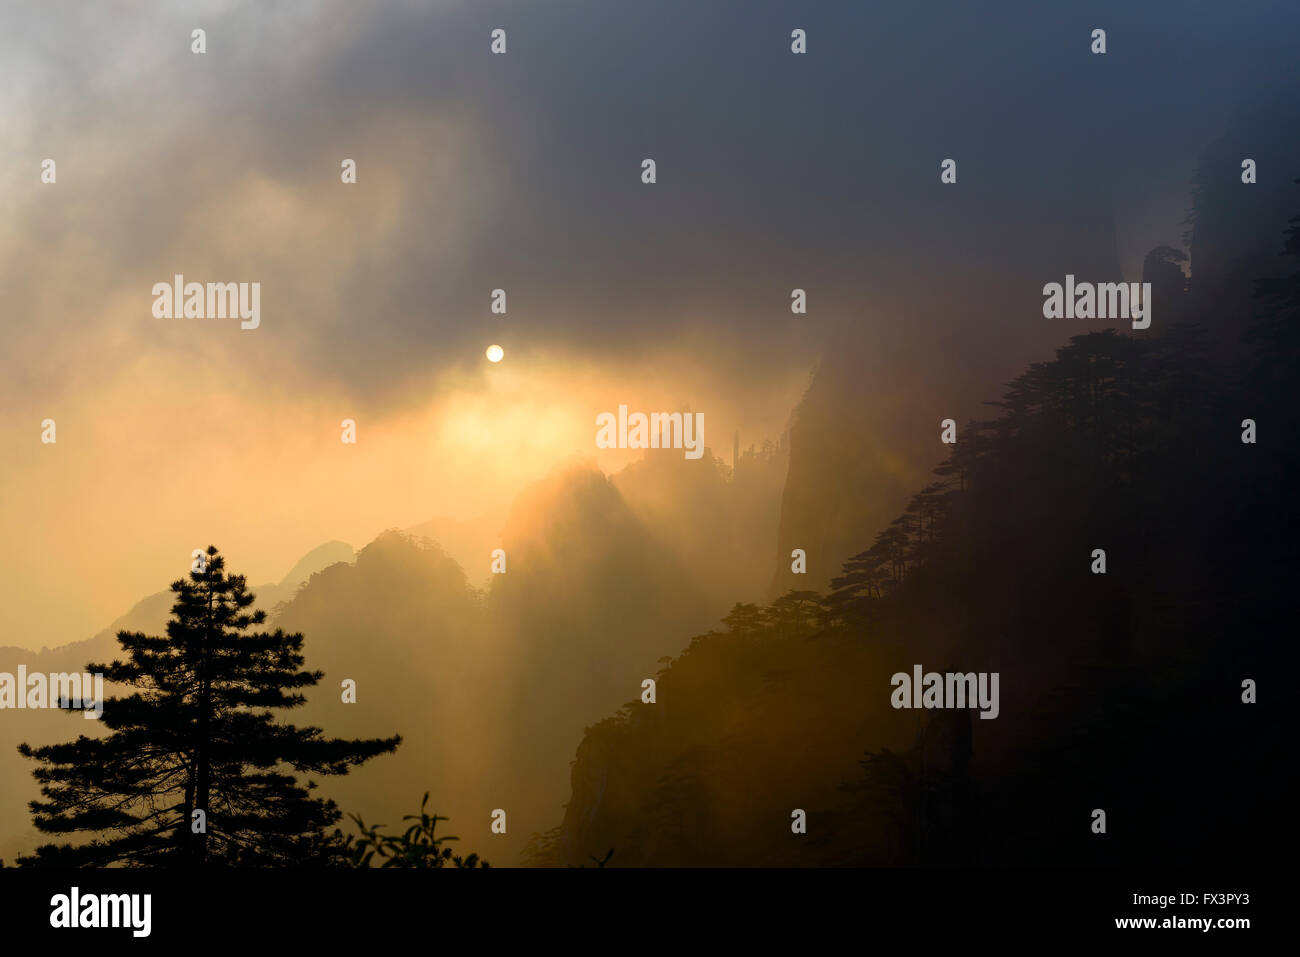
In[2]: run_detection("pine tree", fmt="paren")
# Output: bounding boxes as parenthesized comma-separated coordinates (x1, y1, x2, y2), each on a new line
(17, 546, 400, 866)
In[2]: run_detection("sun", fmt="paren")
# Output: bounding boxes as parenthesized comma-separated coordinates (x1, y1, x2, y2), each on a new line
(485, 344, 504, 363)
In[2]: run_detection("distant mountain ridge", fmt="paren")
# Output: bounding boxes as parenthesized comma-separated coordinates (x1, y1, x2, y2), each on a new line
(1, 449, 790, 864)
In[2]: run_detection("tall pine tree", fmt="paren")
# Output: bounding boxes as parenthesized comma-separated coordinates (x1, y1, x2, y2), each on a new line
(18, 546, 400, 866)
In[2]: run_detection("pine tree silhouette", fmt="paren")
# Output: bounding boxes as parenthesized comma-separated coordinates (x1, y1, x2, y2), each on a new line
(17, 546, 400, 866)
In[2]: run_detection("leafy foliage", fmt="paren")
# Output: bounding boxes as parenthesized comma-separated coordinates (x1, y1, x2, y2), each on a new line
(336, 793, 488, 868)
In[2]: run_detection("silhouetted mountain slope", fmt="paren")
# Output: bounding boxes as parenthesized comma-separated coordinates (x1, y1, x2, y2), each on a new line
(259, 541, 356, 611)
(276, 531, 485, 852)
(546, 194, 1295, 864)
(258, 465, 716, 863)
(483, 465, 715, 851)
(491, 464, 713, 669)
(769, 129, 1129, 597)
(612, 443, 788, 613)
(405, 513, 502, 584)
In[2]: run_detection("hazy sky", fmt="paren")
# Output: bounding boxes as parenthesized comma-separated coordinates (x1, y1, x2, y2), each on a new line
(2, 0, 1298, 648)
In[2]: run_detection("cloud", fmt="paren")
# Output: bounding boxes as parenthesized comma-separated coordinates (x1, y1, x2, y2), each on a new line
(2, 0, 1299, 644)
